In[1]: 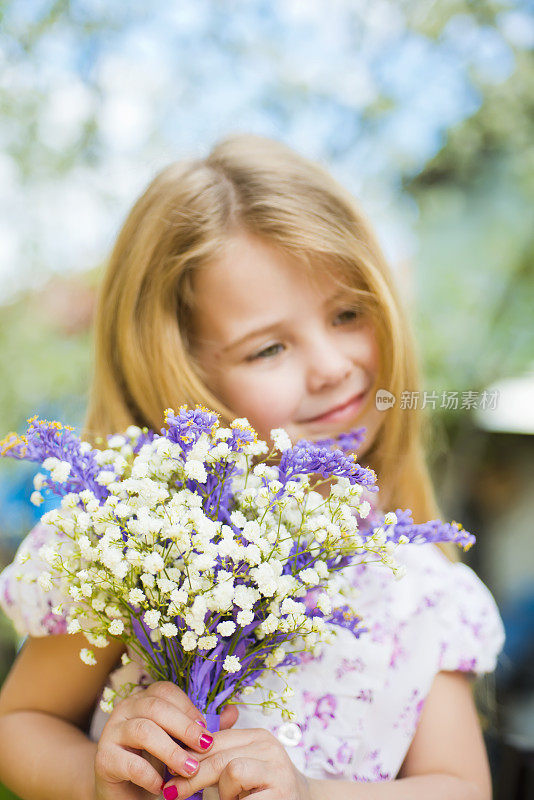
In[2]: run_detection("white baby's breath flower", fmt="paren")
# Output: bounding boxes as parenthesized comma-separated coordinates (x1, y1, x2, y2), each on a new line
(197, 634, 217, 651)
(60, 492, 80, 509)
(236, 609, 254, 626)
(50, 461, 72, 483)
(126, 425, 142, 438)
(230, 510, 247, 528)
(316, 593, 332, 615)
(37, 572, 54, 591)
(241, 686, 255, 696)
(33, 472, 47, 491)
(85, 633, 109, 648)
(67, 618, 82, 634)
(30, 491, 44, 506)
(169, 587, 188, 605)
(108, 619, 125, 636)
(260, 614, 279, 635)
(143, 609, 161, 630)
(270, 428, 292, 451)
(102, 687, 116, 703)
(357, 500, 371, 519)
(182, 631, 198, 651)
(107, 435, 127, 448)
(79, 441, 92, 454)
(140, 573, 155, 588)
(91, 597, 106, 612)
(43, 456, 59, 471)
(99, 699, 114, 714)
(160, 622, 178, 637)
(223, 655, 242, 673)
(80, 648, 96, 666)
(372, 527, 386, 546)
(114, 502, 134, 518)
(280, 598, 306, 616)
(300, 568, 320, 586)
(121, 652, 131, 666)
(95, 470, 117, 486)
(157, 577, 177, 595)
(384, 511, 398, 526)
(184, 460, 208, 483)
(398, 535, 409, 545)
(216, 620, 236, 637)
(128, 588, 146, 605)
(142, 552, 165, 574)
(231, 417, 251, 428)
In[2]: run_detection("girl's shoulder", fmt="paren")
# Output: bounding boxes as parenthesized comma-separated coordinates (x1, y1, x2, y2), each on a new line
(0, 514, 73, 638)
(345, 540, 506, 677)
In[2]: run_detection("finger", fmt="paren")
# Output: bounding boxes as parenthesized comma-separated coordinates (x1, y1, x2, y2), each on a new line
(120, 717, 204, 779)
(95, 742, 164, 796)
(169, 742, 271, 798)
(219, 703, 239, 730)
(125, 693, 214, 754)
(144, 681, 207, 725)
(218, 756, 271, 800)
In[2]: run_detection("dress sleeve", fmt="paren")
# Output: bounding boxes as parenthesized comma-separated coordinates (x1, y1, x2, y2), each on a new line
(427, 546, 506, 676)
(0, 518, 74, 638)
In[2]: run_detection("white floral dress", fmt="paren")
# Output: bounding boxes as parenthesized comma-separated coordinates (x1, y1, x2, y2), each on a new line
(0, 514, 505, 784)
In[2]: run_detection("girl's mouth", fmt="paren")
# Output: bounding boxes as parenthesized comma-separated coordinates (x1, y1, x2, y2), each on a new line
(302, 390, 368, 424)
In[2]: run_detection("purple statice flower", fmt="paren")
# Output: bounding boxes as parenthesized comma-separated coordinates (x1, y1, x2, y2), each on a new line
(131, 429, 157, 453)
(315, 426, 368, 455)
(277, 438, 378, 493)
(162, 405, 220, 456)
(0, 416, 110, 503)
(378, 507, 476, 550)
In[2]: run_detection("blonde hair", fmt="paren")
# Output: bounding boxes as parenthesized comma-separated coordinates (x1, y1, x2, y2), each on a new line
(84, 132, 460, 561)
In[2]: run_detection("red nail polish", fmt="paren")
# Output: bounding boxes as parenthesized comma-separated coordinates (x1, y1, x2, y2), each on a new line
(163, 786, 178, 800)
(199, 732, 213, 749)
(184, 756, 199, 774)
(194, 718, 206, 727)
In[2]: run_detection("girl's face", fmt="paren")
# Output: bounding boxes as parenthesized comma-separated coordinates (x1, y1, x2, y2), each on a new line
(191, 232, 383, 460)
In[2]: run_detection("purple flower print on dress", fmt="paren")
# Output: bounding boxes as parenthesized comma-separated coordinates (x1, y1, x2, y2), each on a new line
(334, 655, 365, 680)
(314, 694, 338, 727)
(41, 610, 67, 635)
(394, 689, 425, 737)
(457, 657, 478, 671)
(336, 741, 355, 766)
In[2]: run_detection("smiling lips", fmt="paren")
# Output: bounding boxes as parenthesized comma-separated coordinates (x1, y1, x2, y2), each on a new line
(303, 390, 368, 423)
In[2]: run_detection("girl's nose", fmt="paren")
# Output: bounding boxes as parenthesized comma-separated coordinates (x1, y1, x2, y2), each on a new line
(305, 337, 353, 393)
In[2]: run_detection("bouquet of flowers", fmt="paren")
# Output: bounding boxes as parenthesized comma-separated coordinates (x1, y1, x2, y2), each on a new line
(0, 405, 474, 799)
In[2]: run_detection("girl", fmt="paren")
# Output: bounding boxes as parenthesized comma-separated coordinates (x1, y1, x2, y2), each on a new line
(0, 133, 505, 800)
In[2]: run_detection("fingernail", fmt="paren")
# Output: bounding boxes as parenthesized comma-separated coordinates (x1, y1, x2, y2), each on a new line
(194, 718, 206, 727)
(163, 786, 178, 800)
(184, 757, 199, 774)
(199, 732, 213, 749)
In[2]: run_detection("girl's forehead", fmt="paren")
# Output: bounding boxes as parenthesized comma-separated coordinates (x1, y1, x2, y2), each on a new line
(193, 233, 340, 319)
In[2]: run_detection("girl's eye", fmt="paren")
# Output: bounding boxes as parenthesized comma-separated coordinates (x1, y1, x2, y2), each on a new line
(334, 307, 361, 325)
(247, 343, 284, 361)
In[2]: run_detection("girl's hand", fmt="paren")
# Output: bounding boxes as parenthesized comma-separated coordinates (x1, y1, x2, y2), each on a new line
(93, 681, 238, 800)
(163, 726, 311, 800)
